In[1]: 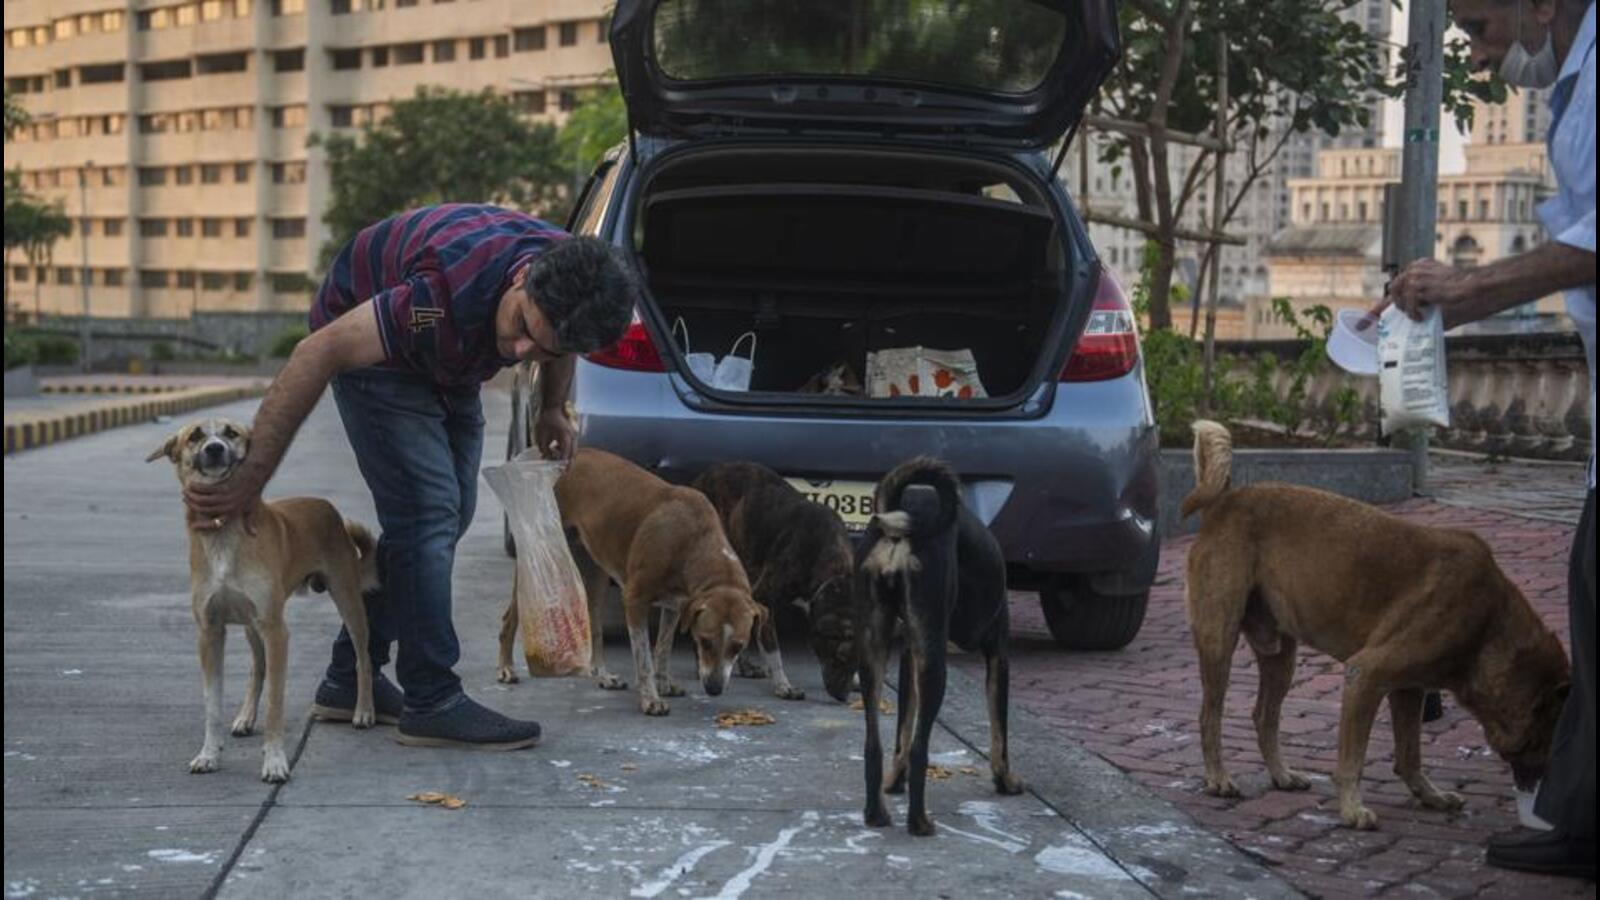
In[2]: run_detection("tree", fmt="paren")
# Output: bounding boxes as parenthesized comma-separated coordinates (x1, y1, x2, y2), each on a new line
(1095, 0, 1500, 331)
(556, 85, 628, 189)
(4, 90, 72, 318)
(314, 87, 568, 268)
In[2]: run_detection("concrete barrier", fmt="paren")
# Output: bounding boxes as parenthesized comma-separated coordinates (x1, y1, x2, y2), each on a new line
(1158, 447, 1414, 537)
(4, 383, 267, 455)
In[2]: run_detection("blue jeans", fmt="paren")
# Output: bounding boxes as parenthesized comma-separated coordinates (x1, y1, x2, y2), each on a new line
(325, 367, 484, 711)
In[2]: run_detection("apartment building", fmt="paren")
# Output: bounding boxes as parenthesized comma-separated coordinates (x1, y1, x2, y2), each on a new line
(3, 0, 613, 321)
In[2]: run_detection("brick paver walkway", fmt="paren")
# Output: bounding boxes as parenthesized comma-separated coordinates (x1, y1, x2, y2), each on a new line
(967, 495, 1593, 899)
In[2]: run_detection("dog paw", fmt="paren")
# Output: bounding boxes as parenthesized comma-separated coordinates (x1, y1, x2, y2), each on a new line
(596, 673, 628, 691)
(260, 750, 291, 784)
(1203, 775, 1241, 798)
(994, 771, 1025, 795)
(1342, 805, 1379, 830)
(864, 805, 893, 828)
(656, 679, 687, 698)
(230, 717, 255, 738)
(351, 707, 375, 729)
(908, 814, 937, 837)
(774, 684, 806, 701)
(496, 666, 520, 685)
(640, 697, 671, 716)
(1421, 790, 1465, 812)
(1272, 769, 1312, 792)
(189, 752, 220, 774)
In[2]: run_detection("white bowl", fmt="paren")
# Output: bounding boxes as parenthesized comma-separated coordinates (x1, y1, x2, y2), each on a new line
(1327, 307, 1382, 376)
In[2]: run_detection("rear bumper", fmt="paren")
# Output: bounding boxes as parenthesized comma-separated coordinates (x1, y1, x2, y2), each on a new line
(570, 360, 1159, 579)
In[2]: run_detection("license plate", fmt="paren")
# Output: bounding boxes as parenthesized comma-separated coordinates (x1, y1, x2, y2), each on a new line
(785, 478, 878, 531)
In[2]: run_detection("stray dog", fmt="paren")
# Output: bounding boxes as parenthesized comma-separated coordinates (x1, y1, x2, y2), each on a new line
(797, 360, 863, 396)
(501, 448, 765, 715)
(693, 462, 856, 702)
(857, 458, 1023, 836)
(1183, 420, 1570, 830)
(149, 418, 379, 783)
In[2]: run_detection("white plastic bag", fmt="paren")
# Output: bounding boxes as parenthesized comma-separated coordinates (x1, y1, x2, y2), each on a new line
(673, 319, 755, 391)
(482, 453, 591, 677)
(1378, 305, 1451, 435)
(866, 346, 989, 399)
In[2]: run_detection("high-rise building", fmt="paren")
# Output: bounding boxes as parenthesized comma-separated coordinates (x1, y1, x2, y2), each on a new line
(3, 0, 613, 322)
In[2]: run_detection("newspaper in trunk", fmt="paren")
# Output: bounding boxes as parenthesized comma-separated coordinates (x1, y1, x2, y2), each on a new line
(482, 453, 591, 677)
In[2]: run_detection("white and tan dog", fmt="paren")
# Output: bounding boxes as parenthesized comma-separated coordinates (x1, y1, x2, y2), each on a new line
(149, 418, 379, 783)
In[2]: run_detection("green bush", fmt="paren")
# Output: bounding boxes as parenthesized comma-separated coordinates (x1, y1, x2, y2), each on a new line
(150, 341, 176, 362)
(4, 330, 35, 370)
(269, 324, 309, 359)
(29, 334, 79, 366)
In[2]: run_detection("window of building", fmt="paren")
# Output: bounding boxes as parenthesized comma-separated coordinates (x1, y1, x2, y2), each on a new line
(233, 163, 252, 183)
(598, 16, 610, 41)
(559, 22, 579, 46)
(55, 70, 73, 89)
(272, 105, 307, 128)
(201, 271, 229, 290)
(1458, 200, 1469, 220)
(1358, 201, 1368, 221)
(395, 42, 424, 64)
(138, 167, 168, 186)
(469, 37, 486, 59)
(141, 270, 170, 289)
(176, 4, 198, 26)
(433, 39, 456, 62)
(140, 218, 169, 237)
(513, 91, 547, 114)
(235, 218, 252, 237)
(104, 114, 126, 134)
(514, 27, 545, 52)
(233, 272, 252, 291)
(142, 59, 193, 82)
(175, 218, 195, 237)
(200, 0, 226, 21)
(272, 0, 305, 14)
(331, 48, 362, 70)
(12, 267, 28, 283)
(272, 218, 307, 239)
(559, 89, 578, 112)
(197, 164, 222, 185)
(271, 273, 307, 293)
(201, 218, 224, 237)
(103, 268, 124, 287)
(198, 52, 248, 75)
(55, 19, 76, 41)
(1320, 202, 1330, 220)
(177, 270, 196, 288)
(270, 162, 306, 184)
(104, 218, 124, 237)
(372, 46, 389, 67)
(274, 48, 305, 72)
(332, 0, 355, 13)
(329, 105, 354, 128)
(103, 167, 125, 187)
(174, 166, 194, 185)
(57, 267, 76, 286)
(80, 63, 126, 85)
(396, 0, 417, 5)
(494, 34, 509, 57)
(1479, 199, 1490, 220)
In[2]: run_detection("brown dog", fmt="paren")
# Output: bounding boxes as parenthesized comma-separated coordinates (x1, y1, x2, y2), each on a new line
(500, 448, 765, 715)
(149, 418, 379, 783)
(1182, 420, 1570, 830)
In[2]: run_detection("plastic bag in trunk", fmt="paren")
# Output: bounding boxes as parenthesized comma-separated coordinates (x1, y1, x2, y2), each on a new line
(1377, 306, 1450, 436)
(866, 346, 989, 399)
(482, 453, 591, 677)
(673, 319, 757, 391)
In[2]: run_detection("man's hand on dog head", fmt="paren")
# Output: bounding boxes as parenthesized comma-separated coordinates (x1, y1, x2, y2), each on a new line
(184, 458, 267, 534)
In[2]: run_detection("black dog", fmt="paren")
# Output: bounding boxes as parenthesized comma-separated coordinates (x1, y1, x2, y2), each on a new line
(693, 462, 856, 702)
(857, 458, 1023, 836)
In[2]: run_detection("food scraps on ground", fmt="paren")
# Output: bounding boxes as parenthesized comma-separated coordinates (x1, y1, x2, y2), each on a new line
(715, 709, 776, 728)
(848, 698, 895, 714)
(926, 765, 954, 781)
(406, 791, 466, 810)
(577, 773, 609, 789)
(958, 766, 981, 777)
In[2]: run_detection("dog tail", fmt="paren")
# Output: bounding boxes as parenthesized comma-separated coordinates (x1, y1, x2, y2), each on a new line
(863, 457, 960, 577)
(1181, 420, 1234, 519)
(345, 521, 380, 594)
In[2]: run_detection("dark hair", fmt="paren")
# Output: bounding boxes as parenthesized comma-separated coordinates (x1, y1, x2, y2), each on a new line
(522, 236, 636, 354)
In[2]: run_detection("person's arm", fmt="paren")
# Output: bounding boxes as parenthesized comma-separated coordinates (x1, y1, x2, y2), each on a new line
(184, 301, 387, 528)
(1385, 242, 1597, 329)
(532, 354, 578, 461)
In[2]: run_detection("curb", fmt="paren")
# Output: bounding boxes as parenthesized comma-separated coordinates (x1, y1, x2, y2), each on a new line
(39, 383, 186, 395)
(4, 384, 266, 455)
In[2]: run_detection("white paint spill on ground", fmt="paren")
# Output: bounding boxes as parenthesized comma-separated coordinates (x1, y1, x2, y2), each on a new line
(147, 849, 217, 864)
(1034, 835, 1132, 881)
(4, 751, 37, 761)
(119, 865, 143, 873)
(713, 731, 748, 743)
(549, 759, 573, 768)
(629, 840, 731, 898)
(703, 811, 818, 900)
(649, 740, 725, 764)
(1055, 890, 1095, 899)
(939, 822, 1028, 855)
(6, 878, 41, 899)
(929, 749, 970, 765)
(1120, 823, 1183, 838)
(590, 800, 617, 808)
(957, 800, 1029, 849)
(60, 669, 83, 676)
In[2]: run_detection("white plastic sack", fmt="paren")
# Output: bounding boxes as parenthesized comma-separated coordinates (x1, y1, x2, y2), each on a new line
(482, 453, 591, 677)
(866, 346, 989, 400)
(1378, 305, 1450, 435)
(673, 319, 755, 391)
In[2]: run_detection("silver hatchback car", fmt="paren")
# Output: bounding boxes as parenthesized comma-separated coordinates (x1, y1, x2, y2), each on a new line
(509, 0, 1159, 650)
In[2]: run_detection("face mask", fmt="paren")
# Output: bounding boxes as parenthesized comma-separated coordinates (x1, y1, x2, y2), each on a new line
(1500, 2, 1560, 88)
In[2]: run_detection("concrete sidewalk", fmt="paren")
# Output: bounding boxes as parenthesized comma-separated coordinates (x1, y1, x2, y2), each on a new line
(2, 391, 1292, 899)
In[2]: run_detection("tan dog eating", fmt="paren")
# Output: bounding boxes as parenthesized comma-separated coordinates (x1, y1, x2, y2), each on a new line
(149, 418, 380, 782)
(1182, 420, 1570, 830)
(501, 447, 764, 715)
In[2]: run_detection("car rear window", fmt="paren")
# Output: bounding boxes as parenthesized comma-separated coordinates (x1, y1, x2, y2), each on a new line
(651, 0, 1068, 95)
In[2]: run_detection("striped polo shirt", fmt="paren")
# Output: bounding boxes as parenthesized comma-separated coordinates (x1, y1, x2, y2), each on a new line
(310, 204, 568, 386)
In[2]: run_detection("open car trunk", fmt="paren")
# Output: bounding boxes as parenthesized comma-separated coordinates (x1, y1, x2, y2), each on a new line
(632, 147, 1076, 405)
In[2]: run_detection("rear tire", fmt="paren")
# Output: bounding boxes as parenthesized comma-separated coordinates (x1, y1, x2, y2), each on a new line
(1039, 579, 1149, 651)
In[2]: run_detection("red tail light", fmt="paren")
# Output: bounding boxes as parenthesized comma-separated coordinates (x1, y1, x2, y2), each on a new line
(1061, 268, 1140, 383)
(586, 315, 666, 372)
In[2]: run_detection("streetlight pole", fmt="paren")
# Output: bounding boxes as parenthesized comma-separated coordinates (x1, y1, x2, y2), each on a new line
(1396, 0, 1446, 494)
(77, 160, 95, 373)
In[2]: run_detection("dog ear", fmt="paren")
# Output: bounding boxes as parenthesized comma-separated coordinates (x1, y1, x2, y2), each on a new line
(146, 429, 183, 463)
(677, 596, 705, 634)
